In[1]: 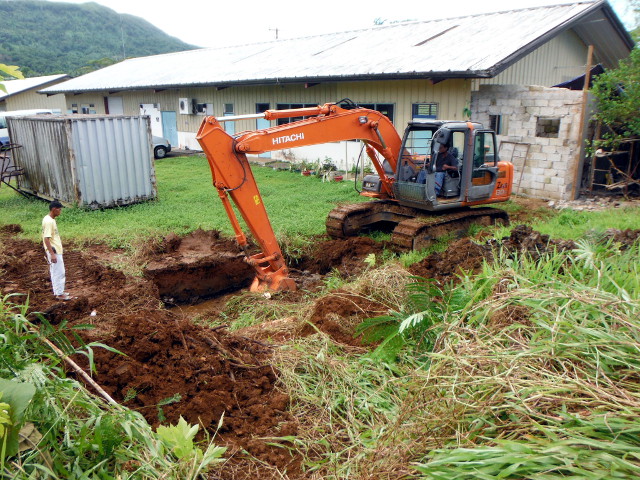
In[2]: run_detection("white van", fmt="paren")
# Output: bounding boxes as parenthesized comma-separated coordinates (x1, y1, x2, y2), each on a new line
(0, 109, 60, 147)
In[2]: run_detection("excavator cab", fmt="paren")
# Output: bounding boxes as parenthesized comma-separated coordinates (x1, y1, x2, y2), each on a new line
(376, 121, 504, 211)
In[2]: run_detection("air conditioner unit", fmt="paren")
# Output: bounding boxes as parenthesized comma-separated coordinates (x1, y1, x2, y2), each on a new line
(178, 98, 191, 115)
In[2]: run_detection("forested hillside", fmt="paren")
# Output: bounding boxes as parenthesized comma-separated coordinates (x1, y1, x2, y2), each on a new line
(0, 0, 197, 77)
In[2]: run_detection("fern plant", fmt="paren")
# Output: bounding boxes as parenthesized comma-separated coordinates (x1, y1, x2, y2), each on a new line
(357, 278, 471, 362)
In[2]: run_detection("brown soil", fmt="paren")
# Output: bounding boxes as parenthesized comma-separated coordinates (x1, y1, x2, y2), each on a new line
(408, 237, 491, 285)
(604, 228, 640, 247)
(0, 227, 390, 477)
(495, 224, 577, 259)
(293, 236, 385, 277)
(144, 229, 255, 304)
(0, 229, 303, 475)
(408, 224, 580, 286)
(302, 290, 389, 346)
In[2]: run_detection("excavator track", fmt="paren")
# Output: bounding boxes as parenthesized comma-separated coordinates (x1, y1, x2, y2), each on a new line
(326, 202, 509, 250)
(326, 201, 417, 238)
(391, 207, 509, 250)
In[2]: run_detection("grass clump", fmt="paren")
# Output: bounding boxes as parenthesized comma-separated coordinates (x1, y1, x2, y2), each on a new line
(215, 291, 304, 331)
(532, 205, 640, 239)
(274, 237, 640, 478)
(409, 240, 640, 477)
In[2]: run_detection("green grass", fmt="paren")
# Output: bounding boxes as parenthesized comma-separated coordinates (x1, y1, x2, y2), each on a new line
(273, 239, 640, 478)
(3, 156, 638, 250)
(0, 156, 366, 248)
(532, 206, 640, 239)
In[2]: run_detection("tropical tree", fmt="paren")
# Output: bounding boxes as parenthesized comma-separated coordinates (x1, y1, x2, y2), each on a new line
(591, 47, 640, 149)
(0, 64, 24, 93)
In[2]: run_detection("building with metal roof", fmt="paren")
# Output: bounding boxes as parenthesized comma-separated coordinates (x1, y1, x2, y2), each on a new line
(39, 0, 632, 156)
(1, 74, 69, 112)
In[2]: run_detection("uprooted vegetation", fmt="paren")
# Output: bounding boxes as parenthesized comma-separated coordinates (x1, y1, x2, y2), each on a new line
(1, 221, 640, 478)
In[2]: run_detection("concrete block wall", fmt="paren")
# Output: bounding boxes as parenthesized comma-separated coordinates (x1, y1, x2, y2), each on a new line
(471, 85, 584, 200)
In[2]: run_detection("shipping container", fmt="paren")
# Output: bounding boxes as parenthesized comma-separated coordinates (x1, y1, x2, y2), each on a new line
(8, 114, 157, 207)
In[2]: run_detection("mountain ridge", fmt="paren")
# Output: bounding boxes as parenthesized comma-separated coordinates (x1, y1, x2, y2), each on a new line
(0, 0, 198, 77)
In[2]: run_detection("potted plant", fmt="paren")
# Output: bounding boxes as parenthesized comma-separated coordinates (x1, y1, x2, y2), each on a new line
(301, 161, 313, 176)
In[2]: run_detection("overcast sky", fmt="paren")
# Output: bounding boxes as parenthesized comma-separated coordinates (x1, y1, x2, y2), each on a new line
(50, 0, 635, 48)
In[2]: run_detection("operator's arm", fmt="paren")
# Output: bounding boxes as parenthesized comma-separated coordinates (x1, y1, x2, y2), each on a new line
(443, 154, 458, 171)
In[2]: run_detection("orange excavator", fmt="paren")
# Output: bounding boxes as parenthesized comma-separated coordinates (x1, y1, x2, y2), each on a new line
(196, 100, 513, 292)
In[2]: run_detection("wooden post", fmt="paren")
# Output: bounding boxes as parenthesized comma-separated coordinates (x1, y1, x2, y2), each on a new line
(571, 44, 594, 200)
(588, 121, 601, 193)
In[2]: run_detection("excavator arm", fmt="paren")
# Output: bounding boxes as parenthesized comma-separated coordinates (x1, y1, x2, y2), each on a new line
(196, 102, 402, 292)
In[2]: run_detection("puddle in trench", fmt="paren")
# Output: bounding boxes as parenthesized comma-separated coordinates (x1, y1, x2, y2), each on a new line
(168, 290, 241, 319)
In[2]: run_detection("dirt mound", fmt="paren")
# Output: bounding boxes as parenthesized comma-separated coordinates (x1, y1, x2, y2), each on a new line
(0, 223, 22, 234)
(0, 236, 141, 322)
(0, 229, 299, 473)
(89, 310, 298, 471)
(497, 224, 577, 257)
(301, 290, 389, 346)
(408, 225, 580, 285)
(408, 238, 491, 286)
(293, 236, 384, 277)
(604, 228, 640, 247)
(0, 227, 399, 474)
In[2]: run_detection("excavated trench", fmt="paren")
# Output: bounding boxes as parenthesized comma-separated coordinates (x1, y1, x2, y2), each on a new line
(2, 196, 638, 468)
(142, 230, 255, 304)
(4, 222, 637, 477)
(140, 229, 387, 305)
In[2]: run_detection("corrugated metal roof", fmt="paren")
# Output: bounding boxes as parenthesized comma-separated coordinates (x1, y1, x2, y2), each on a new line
(1, 74, 69, 100)
(41, 1, 632, 94)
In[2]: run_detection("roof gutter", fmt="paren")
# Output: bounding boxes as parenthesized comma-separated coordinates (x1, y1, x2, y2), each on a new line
(40, 70, 494, 95)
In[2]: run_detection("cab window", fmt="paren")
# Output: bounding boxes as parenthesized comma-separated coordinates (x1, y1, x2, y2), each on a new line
(402, 129, 433, 161)
(473, 132, 497, 169)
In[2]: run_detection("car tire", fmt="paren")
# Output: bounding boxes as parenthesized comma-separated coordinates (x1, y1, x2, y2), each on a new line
(154, 146, 167, 159)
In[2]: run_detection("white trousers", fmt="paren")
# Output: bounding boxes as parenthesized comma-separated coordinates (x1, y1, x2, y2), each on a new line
(46, 252, 66, 296)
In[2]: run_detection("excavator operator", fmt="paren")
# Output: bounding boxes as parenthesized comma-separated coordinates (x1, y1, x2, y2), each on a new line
(433, 143, 458, 196)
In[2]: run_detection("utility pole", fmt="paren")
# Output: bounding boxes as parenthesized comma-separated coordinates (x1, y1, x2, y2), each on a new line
(269, 28, 279, 40)
(120, 16, 126, 60)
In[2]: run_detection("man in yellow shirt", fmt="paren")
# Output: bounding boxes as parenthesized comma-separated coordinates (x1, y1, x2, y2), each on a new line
(42, 200, 72, 301)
